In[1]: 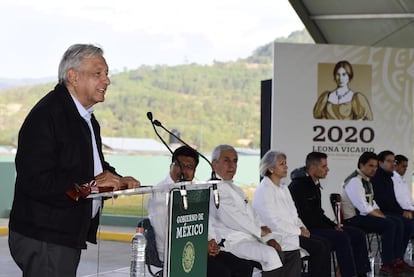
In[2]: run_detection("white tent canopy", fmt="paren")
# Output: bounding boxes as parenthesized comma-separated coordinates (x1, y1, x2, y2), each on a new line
(289, 0, 414, 48)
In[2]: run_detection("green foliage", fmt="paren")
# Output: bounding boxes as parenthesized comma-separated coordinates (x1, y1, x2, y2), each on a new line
(244, 29, 313, 64)
(96, 61, 269, 150)
(0, 29, 312, 151)
(0, 83, 55, 145)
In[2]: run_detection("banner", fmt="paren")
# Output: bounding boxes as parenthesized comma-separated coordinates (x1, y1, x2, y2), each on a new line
(272, 43, 414, 216)
(167, 189, 210, 277)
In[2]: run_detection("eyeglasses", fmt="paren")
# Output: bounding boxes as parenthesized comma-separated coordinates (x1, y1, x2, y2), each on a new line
(173, 161, 195, 171)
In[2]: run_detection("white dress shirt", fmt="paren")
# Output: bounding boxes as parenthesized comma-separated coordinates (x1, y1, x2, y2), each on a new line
(70, 94, 103, 218)
(343, 172, 379, 216)
(253, 176, 303, 251)
(392, 171, 414, 211)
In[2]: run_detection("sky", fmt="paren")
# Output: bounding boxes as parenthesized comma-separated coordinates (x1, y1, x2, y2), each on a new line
(0, 0, 304, 79)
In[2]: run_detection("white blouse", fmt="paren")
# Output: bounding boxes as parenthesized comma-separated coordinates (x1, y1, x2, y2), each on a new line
(253, 176, 304, 251)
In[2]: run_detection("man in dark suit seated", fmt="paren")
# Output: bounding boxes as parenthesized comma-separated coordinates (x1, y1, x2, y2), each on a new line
(289, 151, 370, 277)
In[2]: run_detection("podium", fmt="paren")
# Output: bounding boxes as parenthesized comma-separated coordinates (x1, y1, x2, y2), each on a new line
(89, 180, 219, 277)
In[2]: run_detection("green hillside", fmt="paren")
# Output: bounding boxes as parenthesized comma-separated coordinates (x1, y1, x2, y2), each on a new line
(0, 29, 313, 151)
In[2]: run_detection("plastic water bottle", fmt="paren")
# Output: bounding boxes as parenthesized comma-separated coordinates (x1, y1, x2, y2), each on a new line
(368, 252, 375, 277)
(130, 227, 146, 277)
(405, 240, 413, 262)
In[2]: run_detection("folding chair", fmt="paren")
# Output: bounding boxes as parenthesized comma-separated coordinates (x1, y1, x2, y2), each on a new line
(329, 193, 381, 274)
(138, 218, 163, 277)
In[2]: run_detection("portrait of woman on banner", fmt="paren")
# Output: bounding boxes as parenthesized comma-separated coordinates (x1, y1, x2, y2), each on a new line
(313, 60, 373, 120)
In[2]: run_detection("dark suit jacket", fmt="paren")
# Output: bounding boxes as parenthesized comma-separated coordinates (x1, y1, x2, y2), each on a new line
(9, 83, 118, 249)
(372, 166, 404, 215)
(288, 167, 336, 230)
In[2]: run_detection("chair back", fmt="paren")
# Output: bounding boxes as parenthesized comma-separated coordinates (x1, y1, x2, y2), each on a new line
(138, 218, 163, 276)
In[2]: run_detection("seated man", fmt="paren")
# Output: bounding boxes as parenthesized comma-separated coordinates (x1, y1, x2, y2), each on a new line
(392, 154, 414, 216)
(210, 144, 285, 277)
(342, 151, 414, 275)
(289, 151, 370, 277)
(147, 145, 252, 277)
(372, 150, 413, 243)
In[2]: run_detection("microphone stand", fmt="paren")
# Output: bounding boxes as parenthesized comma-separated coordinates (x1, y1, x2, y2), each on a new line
(147, 112, 188, 210)
(146, 111, 189, 274)
(151, 114, 220, 208)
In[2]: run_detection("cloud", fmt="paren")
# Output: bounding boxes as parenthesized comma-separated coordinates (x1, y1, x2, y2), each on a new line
(0, 0, 304, 78)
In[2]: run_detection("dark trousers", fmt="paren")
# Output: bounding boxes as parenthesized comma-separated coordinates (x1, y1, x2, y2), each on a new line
(300, 234, 331, 277)
(9, 230, 81, 277)
(344, 214, 405, 264)
(262, 267, 283, 277)
(311, 226, 370, 277)
(385, 213, 412, 257)
(248, 250, 300, 277)
(208, 251, 253, 277)
(279, 250, 301, 277)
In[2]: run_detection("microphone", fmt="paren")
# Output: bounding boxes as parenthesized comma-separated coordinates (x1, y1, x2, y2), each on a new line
(148, 112, 220, 208)
(153, 119, 161, 127)
(147, 111, 153, 121)
(147, 112, 188, 210)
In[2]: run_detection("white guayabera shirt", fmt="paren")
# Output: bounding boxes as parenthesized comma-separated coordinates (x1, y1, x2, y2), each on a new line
(392, 171, 414, 211)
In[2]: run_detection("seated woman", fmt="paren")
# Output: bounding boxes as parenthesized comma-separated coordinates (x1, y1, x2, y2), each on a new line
(253, 150, 332, 277)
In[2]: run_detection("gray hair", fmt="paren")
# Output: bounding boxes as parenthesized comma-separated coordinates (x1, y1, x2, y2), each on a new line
(259, 150, 286, 177)
(58, 44, 104, 85)
(211, 144, 236, 161)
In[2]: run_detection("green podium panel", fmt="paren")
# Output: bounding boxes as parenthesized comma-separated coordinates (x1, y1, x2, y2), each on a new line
(167, 189, 210, 277)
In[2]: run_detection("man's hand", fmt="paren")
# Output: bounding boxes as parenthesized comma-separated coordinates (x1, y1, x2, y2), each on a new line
(369, 209, 385, 218)
(120, 176, 140, 189)
(95, 170, 121, 190)
(261, 226, 272, 237)
(208, 239, 220, 257)
(95, 171, 140, 191)
(334, 226, 343, 231)
(403, 210, 413, 219)
(266, 239, 282, 252)
(300, 227, 310, 238)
